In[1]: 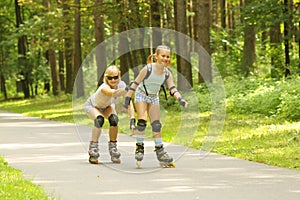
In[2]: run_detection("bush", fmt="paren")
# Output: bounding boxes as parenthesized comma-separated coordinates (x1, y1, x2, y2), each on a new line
(276, 78, 300, 121)
(224, 76, 300, 121)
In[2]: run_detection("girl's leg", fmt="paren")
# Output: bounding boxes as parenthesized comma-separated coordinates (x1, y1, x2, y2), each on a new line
(134, 102, 148, 164)
(102, 106, 118, 142)
(102, 106, 121, 163)
(86, 108, 103, 141)
(135, 101, 148, 143)
(148, 104, 173, 165)
(148, 104, 162, 146)
(86, 108, 103, 164)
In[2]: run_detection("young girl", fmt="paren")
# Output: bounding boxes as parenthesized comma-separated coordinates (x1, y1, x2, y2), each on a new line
(123, 45, 188, 167)
(84, 65, 135, 164)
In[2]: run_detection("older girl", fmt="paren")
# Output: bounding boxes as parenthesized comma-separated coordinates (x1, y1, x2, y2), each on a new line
(124, 45, 188, 167)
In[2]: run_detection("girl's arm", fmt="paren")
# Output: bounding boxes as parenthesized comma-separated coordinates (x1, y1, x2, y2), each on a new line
(123, 66, 148, 109)
(166, 73, 188, 108)
(125, 66, 148, 97)
(101, 85, 127, 97)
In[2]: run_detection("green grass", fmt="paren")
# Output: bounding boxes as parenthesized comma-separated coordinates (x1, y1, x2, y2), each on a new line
(0, 157, 54, 200)
(212, 114, 300, 170)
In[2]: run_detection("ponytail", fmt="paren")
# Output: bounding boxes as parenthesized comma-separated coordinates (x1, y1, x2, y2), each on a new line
(147, 54, 155, 64)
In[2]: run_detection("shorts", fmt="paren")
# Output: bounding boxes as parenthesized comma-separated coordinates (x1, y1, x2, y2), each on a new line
(84, 98, 107, 113)
(134, 88, 159, 104)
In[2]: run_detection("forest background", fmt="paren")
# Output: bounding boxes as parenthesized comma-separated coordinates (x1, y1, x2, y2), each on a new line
(0, 0, 300, 169)
(0, 0, 299, 99)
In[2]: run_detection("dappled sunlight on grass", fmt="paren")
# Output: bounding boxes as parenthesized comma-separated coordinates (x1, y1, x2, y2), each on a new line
(213, 114, 300, 170)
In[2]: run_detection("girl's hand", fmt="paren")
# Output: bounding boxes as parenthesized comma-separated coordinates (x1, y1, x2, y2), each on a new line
(178, 97, 188, 108)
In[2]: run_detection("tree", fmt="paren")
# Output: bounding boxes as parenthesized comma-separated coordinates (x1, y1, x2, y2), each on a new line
(128, 0, 146, 77)
(15, 0, 30, 98)
(43, 0, 61, 96)
(194, 0, 212, 83)
(74, 0, 84, 97)
(174, 0, 193, 91)
(94, 0, 107, 86)
(117, 0, 131, 84)
(150, 0, 162, 47)
(242, 0, 256, 77)
(297, 1, 300, 74)
(62, 0, 74, 94)
(269, 2, 284, 79)
(283, 0, 292, 77)
(220, 0, 227, 50)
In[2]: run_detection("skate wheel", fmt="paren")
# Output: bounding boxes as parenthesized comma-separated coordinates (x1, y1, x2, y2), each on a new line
(169, 162, 176, 168)
(89, 157, 98, 164)
(160, 162, 176, 168)
(136, 161, 141, 168)
(111, 158, 121, 164)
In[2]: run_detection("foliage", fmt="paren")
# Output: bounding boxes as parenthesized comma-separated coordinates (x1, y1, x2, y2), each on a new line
(226, 76, 300, 121)
(211, 30, 241, 78)
(0, 157, 54, 199)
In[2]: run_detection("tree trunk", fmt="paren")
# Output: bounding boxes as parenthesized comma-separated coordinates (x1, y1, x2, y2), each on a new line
(242, 0, 256, 77)
(298, 19, 300, 75)
(128, 0, 142, 78)
(62, 0, 73, 94)
(195, 0, 212, 83)
(212, 0, 219, 32)
(151, 0, 162, 47)
(0, 49, 8, 99)
(117, 0, 130, 84)
(242, 25, 256, 77)
(94, 0, 106, 86)
(43, 0, 61, 96)
(59, 50, 65, 91)
(188, 0, 194, 52)
(220, 0, 227, 50)
(283, 0, 291, 77)
(174, 0, 193, 91)
(74, 0, 84, 97)
(15, 0, 30, 98)
(270, 23, 283, 79)
(48, 49, 60, 95)
(0, 74, 7, 100)
(227, 1, 234, 31)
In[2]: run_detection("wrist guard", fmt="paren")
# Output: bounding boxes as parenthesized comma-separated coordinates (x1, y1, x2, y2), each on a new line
(130, 118, 136, 130)
(123, 96, 131, 109)
(178, 97, 187, 107)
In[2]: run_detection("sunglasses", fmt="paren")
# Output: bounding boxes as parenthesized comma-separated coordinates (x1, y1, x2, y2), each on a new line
(106, 75, 119, 80)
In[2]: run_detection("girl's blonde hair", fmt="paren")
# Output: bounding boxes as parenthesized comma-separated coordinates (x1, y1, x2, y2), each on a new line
(147, 45, 171, 65)
(103, 65, 121, 84)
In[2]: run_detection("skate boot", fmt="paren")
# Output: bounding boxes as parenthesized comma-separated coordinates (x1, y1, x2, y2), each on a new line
(135, 143, 144, 168)
(108, 141, 121, 163)
(155, 145, 176, 168)
(88, 141, 100, 164)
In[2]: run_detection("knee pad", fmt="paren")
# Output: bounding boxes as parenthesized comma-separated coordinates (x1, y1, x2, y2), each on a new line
(94, 115, 104, 128)
(151, 120, 162, 132)
(108, 114, 118, 126)
(137, 119, 147, 132)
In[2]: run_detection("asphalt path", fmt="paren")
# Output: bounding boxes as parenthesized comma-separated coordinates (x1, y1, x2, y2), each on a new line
(0, 110, 299, 200)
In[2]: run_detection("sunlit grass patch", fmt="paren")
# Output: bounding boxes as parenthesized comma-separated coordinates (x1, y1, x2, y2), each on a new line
(0, 157, 54, 199)
(213, 114, 300, 170)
